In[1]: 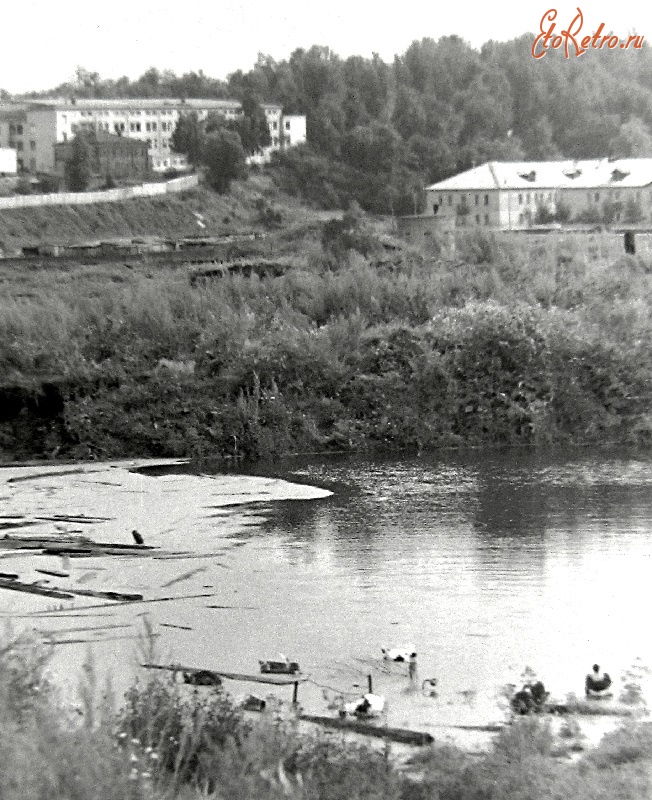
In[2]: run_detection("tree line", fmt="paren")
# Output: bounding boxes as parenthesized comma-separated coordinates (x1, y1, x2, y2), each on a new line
(13, 36, 652, 209)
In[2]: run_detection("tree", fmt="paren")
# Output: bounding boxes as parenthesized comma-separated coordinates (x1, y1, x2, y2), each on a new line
(229, 93, 272, 156)
(609, 117, 652, 159)
(203, 129, 246, 193)
(171, 112, 204, 166)
(65, 133, 92, 192)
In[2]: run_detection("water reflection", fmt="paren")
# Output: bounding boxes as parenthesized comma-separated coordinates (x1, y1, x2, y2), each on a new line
(250, 447, 652, 722)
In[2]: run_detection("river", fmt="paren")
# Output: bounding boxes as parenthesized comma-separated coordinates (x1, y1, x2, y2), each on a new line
(1, 447, 651, 746)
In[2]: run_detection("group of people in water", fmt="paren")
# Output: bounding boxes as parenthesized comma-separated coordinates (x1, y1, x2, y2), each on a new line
(510, 664, 612, 715)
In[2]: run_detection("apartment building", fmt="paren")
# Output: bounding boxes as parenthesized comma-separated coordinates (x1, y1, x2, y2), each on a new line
(0, 98, 306, 174)
(422, 159, 652, 230)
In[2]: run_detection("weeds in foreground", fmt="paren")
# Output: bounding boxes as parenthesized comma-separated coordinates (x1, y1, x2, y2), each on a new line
(2, 622, 652, 799)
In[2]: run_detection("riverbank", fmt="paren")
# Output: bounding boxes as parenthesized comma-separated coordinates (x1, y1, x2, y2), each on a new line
(1, 202, 651, 462)
(2, 623, 651, 800)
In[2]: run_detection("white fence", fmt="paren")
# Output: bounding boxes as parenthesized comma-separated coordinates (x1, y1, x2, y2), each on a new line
(0, 173, 199, 210)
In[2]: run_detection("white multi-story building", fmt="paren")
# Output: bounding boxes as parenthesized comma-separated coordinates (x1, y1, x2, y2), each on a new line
(422, 159, 652, 230)
(0, 98, 306, 173)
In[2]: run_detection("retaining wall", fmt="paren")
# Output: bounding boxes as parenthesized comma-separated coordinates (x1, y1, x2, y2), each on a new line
(0, 174, 198, 210)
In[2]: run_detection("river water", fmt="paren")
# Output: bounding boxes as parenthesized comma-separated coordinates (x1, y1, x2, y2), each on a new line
(1, 447, 651, 744)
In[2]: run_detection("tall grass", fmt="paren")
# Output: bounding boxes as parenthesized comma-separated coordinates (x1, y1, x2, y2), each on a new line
(1, 225, 651, 461)
(1, 628, 652, 800)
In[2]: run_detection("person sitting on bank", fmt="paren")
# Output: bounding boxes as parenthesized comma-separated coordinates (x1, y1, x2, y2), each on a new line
(585, 664, 612, 696)
(510, 681, 548, 714)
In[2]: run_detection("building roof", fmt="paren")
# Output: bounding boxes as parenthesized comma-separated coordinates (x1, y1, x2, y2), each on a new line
(18, 97, 282, 112)
(426, 159, 652, 191)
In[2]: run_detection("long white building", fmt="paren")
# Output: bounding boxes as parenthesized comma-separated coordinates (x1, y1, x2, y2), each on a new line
(0, 98, 306, 174)
(423, 159, 652, 230)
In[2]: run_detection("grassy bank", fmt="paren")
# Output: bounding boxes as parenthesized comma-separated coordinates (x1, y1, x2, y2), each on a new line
(1, 627, 652, 800)
(1, 200, 651, 462)
(0, 175, 321, 250)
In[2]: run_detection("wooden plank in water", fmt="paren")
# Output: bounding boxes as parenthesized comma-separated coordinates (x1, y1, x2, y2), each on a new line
(0, 577, 73, 599)
(142, 663, 308, 686)
(299, 714, 434, 745)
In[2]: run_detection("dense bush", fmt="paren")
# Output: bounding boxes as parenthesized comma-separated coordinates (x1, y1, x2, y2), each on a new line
(1, 225, 651, 462)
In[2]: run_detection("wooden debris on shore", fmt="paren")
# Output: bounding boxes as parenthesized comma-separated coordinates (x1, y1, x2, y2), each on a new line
(142, 663, 308, 686)
(299, 714, 434, 745)
(544, 699, 640, 717)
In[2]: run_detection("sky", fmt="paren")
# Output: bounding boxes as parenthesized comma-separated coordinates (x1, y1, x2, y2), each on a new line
(2, 1, 652, 94)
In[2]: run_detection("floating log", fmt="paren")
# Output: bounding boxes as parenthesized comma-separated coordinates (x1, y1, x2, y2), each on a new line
(0, 572, 18, 580)
(36, 569, 70, 579)
(299, 714, 434, 746)
(1, 536, 155, 556)
(67, 588, 143, 602)
(159, 623, 193, 631)
(142, 663, 308, 686)
(0, 577, 73, 599)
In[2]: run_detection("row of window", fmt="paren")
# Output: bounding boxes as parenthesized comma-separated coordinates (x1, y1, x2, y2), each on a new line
(439, 194, 490, 206)
(518, 192, 555, 204)
(78, 108, 178, 117)
(458, 214, 491, 226)
(587, 190, 641, 202)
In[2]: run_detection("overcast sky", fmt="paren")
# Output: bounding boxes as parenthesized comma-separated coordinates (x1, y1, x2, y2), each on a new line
(2, 1, 651, 94)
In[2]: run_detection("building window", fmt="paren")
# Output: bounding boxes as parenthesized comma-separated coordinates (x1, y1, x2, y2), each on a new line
(518, 193, 523, 204)
(526, 193, 531, 203)
(285, 120, 290, 130)
(485, 214, 490, 225)
(448, 195, 453, 206)
(30, 140, 36, 151)
(484, 194, 489, 205)
(475, 214, 480, 224)
(272, 121, 278, 130)
(594, 192, 600, 202)
(474, 194, 479, 205)
(152, 122, 157, 131)
(16, 141, 23, 151)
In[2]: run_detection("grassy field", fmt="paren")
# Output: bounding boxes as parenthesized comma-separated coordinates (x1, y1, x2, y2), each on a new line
(0, 186, 651, 463)
(1, 626, 651, 800)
